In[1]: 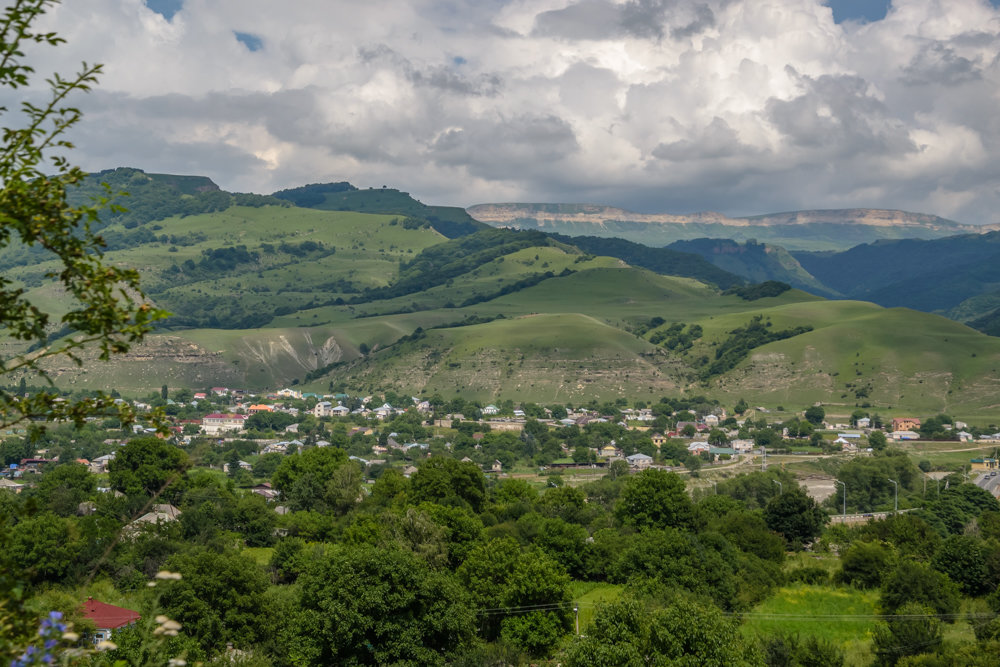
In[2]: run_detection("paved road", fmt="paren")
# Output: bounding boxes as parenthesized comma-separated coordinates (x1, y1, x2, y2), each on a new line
(975, 471, 1000, 496)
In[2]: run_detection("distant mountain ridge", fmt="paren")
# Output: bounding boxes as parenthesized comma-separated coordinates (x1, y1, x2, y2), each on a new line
(468, 203, 1000, 251)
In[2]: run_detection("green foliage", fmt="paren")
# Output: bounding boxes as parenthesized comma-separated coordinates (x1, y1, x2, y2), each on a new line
(759, 633, 845, 667)
(159, 547, 270, 654)
(565, 594, 764, 667)
(31, 462, 95, 516)
(930, 534, 993, 596)
(553, 233, 744, 289)
(296, 544, 476, 664)
(872, 602, 943, 666)
(272, 181, 485, 238)
(410, 457, 486, 513)
(457, 537, 572, 654)
(764, 487, 828, 549)
(703, 315, 814, 378)
(836, 541, 895, 589)
(723, 280, 793, 301)
(271, 447, 360, 513)
(0, 0, 167, 431)
(109, 436, 190, 500)
(880, 560, 960, 620)
(615, 469, 696, 531)
(804, 405, 826, 425)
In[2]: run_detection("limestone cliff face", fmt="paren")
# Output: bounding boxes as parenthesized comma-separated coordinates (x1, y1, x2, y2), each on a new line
(467, 203, 998, 232)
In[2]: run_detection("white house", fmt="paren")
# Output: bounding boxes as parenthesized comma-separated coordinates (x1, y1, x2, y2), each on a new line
(482, 405, 499, 416)
(626, 453, 653, 468)
(201, 413, 247, 435)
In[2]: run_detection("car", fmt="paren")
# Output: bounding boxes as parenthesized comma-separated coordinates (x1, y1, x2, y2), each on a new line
(991, 471, 997, 477)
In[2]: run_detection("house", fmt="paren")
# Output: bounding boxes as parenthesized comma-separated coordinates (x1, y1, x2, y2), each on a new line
(90, 453, 115, 474)
(314, 401, 333, 418)
(276, 388, 302, 399)
(956, 431, 975, 443)
(971, 458, 999, 471)
(703, 414, 720, 427)
(402, 465, 418, 477)
(252, 482, 278, 501)
(211, 387, 229, 396)
(600, 444, 621, 459)
(856, 417, 871, 429)
(626, 453, 653, 469)
(248, 404, 273, 414)
(81, 598, 140, 644)
(482, 405, 499, 416)
(491, 460, 503, 473)
(731, 439, 756, 454)
(201, 413, 247, 435)
(374, 403, 395, 419)
(890, 430, 920, 441)
(687, 442, 710, 455)
(331, 404, 350, 417)
(222, 460, 252, 474)
(124, 504, 181, 536)
(0, 478, 24, 493)
(708, 446, 737, 461)
(650, 433, 667, 448)
(892, 417, 921, 432)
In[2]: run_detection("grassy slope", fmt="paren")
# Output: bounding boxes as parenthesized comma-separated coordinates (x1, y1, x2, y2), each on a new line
(13, 201, 1000, 417)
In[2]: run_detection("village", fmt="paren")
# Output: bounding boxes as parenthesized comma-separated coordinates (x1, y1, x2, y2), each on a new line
(4, 385, 1000, 500)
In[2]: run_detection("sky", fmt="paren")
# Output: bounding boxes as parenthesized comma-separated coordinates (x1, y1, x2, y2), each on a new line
(18, 0, 1000, 222)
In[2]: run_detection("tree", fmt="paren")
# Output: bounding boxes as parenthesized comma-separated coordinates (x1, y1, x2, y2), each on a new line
(108, 436, 189, 500)
(295, 544, 475, 664)
(764, 486, 827, 549)
(931, 534, 991, 596)
(271, 447, 359, 513)
(565, 595, 764, 667)
(615, 469, 696, 531)
(458, 538, 571, 656)
(32, 462, 95, 516)
(880, 560, 960, 619)
(0, 0, 167, 432)
(804, 405, 826, 425)
(872, 602, 942, 666)
(159, 547, 269, 654)
(410, 457, 485, 512)
(869, 430, 887, 450)
(836, 541, 894, 589)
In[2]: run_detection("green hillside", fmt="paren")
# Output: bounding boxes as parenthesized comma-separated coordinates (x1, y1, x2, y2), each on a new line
(793, 232, 1000, 321)
(273, 182, 487, 238)
(667, 238, 836, 296)
(12, 169, 1000, 417)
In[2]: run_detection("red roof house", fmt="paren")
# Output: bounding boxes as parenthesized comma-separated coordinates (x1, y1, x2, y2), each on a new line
(81, 597, 140, 642)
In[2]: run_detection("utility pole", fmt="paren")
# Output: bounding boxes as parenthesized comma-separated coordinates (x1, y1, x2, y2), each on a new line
(574, 605, 579, 636)
(761, 447, 766, 471)
(887, 478, 898, 513)
(835, 480, 846, 518)
(773, 479, 782, 494)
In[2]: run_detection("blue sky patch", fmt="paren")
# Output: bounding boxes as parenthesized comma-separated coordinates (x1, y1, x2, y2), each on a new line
(235, 32, 264, 52)
(145, 0, 182, 21)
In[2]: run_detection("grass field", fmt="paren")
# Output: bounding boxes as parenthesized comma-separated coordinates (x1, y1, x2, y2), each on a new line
(567, 582, 624, 632)
(742, 584, 880, 662)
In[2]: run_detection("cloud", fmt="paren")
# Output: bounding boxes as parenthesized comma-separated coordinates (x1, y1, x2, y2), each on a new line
(17, 0, 1000, 224)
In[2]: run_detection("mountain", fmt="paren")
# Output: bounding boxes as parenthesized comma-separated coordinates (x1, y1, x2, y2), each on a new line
(467, 203, 998, 251)
(11, 168, 1000, 416)
(792, 231, 1000, 325)
(665, 239, 836, 297)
